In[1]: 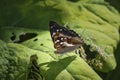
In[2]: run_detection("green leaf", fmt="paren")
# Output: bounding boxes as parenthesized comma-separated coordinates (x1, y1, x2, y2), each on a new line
(0, 40, 102, 80)
(0, 0, 120, 80)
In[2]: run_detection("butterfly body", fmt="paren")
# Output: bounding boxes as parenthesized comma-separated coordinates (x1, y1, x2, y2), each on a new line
(49, 21, 84, 53)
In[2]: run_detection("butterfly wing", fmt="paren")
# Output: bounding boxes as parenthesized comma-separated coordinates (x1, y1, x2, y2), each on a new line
(49, 21, 84, 53)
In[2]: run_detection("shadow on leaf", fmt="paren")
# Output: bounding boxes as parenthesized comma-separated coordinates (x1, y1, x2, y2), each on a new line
(40, 55, 76, 80)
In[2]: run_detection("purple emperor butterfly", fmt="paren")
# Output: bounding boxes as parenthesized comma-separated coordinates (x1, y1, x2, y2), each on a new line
(49, 21, 84, 53)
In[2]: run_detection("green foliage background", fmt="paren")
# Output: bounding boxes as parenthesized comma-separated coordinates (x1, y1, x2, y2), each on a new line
(0, 0, 120, 80)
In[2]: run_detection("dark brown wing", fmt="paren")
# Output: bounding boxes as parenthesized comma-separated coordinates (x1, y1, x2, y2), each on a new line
(49, 21, 84, 53)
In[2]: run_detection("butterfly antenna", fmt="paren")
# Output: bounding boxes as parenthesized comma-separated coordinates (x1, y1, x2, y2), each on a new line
(63, 22, 68, 27)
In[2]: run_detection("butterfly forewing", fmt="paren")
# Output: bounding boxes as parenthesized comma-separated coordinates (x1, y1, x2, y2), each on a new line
(49, 21, 84, 53)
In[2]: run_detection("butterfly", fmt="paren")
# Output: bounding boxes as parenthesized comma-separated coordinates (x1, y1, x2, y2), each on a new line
(49, 21, 84, 53)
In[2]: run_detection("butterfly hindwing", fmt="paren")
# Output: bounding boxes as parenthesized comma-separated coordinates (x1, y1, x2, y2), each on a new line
(49, 21, 84, 53)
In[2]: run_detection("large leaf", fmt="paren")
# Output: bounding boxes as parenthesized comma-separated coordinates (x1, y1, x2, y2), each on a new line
(0, 0, 120, 80)
(0, 40, 102, 80)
